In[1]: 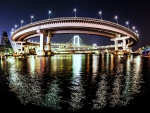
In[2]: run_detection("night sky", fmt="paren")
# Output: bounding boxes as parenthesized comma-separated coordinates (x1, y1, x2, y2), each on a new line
(0, 0, 150, 51)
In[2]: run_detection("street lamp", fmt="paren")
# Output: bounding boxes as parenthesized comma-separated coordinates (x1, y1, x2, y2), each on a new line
(48, 10, 51, 19)
(10, 31, 13, 35)
(132, 26, 135, 32)
(12, 28, 14, 32)
(136, 30, 138, 33)
(126, 21, 129, 28)
(11, 28, 14, 35)
(21, 20, 23, 27)
(99, 11, 102, 20)
(15, 25, 17, 30)
(31, 15, 34, 23)
(115, 16, 118, 24)
(136, 30, 138, 35)
(74, 8, 76, 17)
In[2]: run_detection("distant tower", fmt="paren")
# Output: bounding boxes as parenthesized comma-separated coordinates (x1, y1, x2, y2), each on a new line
(69, 35, 86, 46)
(73, 35, 80, 46)
(93, 44, 97, 48)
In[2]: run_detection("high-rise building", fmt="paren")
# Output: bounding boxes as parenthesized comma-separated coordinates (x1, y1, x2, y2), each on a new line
(0, 31, 14, 54)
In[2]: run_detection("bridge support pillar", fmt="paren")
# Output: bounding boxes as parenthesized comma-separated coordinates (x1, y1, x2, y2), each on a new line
(111, 35, 130, 54)
(14, 42, 17, 53)
(114, 39, 118, 54)
(20, 43, 23, 53)
(114, 39, 118, 51)
(123, 39, 127, 53)
(46, 31, 53, 56)
(37, 32, 45, 57)
(12, 41, 26, 54)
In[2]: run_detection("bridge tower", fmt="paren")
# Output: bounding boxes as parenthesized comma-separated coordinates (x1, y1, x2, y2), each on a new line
(73, 35, 80, 46)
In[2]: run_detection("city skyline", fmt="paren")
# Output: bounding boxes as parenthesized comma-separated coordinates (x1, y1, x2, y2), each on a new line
(0, 0, 149, 51)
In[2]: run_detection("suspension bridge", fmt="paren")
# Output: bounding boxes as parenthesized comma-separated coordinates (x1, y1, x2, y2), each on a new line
(23, 35, 123, 55)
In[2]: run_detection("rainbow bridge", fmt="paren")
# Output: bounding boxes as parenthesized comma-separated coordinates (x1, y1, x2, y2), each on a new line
(11, 17, 139, 56)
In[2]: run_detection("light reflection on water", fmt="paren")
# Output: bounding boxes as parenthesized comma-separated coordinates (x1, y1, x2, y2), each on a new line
(0, 54, 146, 111)
(68, 54, 86, 111)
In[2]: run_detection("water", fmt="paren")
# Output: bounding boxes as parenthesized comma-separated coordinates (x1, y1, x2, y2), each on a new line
(0, 54, 150, 112)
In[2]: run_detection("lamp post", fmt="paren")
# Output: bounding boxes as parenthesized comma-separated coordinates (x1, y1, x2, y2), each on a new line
(31, 15, 34, 23)
(11, 28, 14, 35)
(99, 11, 102, 20)
(48, 10, 51, 19)
(132, 26, 135, 32)
(126, 21, 129, 28)
(136, 30, 138, 33)
(10, 31, 13, 35)
(15, 25, 17, 30)
(21, 20, 23, 27)
(74, 8, 76, 17)
(115, 16, 118, 24)
(12, 28, 14, 32)
(136, 30, 138, 35)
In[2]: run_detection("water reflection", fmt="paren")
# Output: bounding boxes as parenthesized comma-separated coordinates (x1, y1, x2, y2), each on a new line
(130, 56, 143, 94)
(92, 73, 108, 110)
(7, 56, 63, 110)
(9, 72, 43, 106)
(68, 54, 86, 111)
(44, 78, 62, 110)
(0, 54, 145, 111)
(120, 56, 133, 106)
(109, 69, 123, 107)
(36, 57, 47, 75)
